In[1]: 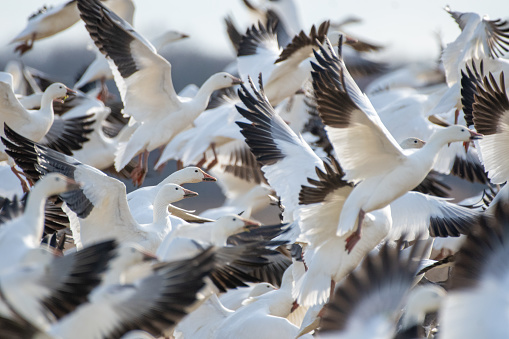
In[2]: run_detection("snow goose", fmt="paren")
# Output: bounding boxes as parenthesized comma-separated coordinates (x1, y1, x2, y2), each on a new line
(213, 264, 313, 339)
(10, 0, 135, 55)
(1, 130, 199, 251)
(366, 68, 489, 185)
(0, 173, 80, 272)
(237, 20, 337, 106)
(219, 282, 277, 310)
(311, 37, 482, 251)
(47, 248, 215, 339)
(199, 184, 273, 220)
(77, 0, 242, 185)
(441, 6, 509, 86)
(74, 30, 189, 96)
(0, 80, 93, 190)
(175, 282, 278, 338)
(161, 214, 260, 251)
(0, 78, 75, 160)
(439, 197, 509, 338)
(127, 166, 216, 224)
(427, 7, 509, 120)
(9, 1, 81, 55)
(0, 191, 72, 238)
(0, 240, 116, 331)
(236, 75, 480, 307)
(318, 239, 433, 338)
(155, 88, 244, 170)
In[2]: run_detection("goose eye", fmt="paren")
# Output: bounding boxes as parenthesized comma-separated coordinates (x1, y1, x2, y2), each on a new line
(175, 187, 179, 190)
(195, 170, 198, 173)
(461, 129, 465, 132)
(414, 140, 417, 143)
(232, 218, 236, 221)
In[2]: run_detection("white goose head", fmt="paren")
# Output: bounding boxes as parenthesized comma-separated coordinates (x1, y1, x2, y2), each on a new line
(248, 282, 277, 298)
(400, 137, 426, 149)
(213, 214, 260, 236)
(153, 30, 189, 50)
(35, 173, 81, 197)
(44, 82, 75, 104)
(442, 124, 483, 144)
(155, 183, 198, 204)
(175, 167, 217, 183)
(209, 72, 243, 90)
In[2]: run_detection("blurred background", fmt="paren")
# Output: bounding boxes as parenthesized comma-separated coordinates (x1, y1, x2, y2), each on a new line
(0, 0, 506, 221)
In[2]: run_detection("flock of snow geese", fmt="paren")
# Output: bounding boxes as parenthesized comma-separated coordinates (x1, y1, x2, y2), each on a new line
(1, 0, 509, 338)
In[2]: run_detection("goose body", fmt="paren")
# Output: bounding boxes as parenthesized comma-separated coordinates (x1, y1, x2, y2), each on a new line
(0, 79, 73, 160)
(0, 173, 79, 272)
(77, 0, 242, 183)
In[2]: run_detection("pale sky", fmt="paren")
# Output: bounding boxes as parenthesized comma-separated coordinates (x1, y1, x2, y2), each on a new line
(0, 0, 508, 63)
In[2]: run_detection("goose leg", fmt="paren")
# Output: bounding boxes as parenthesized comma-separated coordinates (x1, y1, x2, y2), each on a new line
(154, 146, 167, 173)
(96, 77, 112, 103)
(454, 108, 459, 125)
(14, 33, 36, 55)
(329, 279, 336, 302)
(345, 209, 365, 253)
(11, 166, 30, 193)
(196, 153, 207, 168)
(176, 160, 183, 170)
(131, 151, 149, 186)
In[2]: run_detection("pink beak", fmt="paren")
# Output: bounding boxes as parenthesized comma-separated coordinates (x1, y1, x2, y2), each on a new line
(201, 171, 217, 182)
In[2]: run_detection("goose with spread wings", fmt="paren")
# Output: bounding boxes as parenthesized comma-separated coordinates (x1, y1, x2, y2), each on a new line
(77, 0, 242, 186)
(311, 37, 482, 251)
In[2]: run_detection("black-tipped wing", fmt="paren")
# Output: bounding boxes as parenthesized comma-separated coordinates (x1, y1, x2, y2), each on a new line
(39, 114, 95, 155)
(38, 240, 117, 318)
(235, 77, 323, 218)
(461, 60, 484, 127)
(222, 144, 266, 184)
(77, 0, 180, 121)
(211, 241, 288, 292)
(237, 20, 279, 57)
(472, 71, 509, 184)
(227, 223, 292, 245)
(275, 21, 330, 63)
(450, 148, 488, 184)
(1, 240, 116, 329)
(473, 72, 509, 135)
(387, 191, 481, 240)
(412, 171, 451, 198)
(51, 248, 215, 338)
(319, 239, 428, 334)
(311, 37, 404, 182)
(299, 156, 352, 205)
(0, 195, 24, 225)
(449, 198, 509, 290)
(224, 15, 242, 52)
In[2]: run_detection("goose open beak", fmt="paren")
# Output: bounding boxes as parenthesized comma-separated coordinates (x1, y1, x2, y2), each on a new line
(182, 188, 199, 198)
(242, 217, 261, 231)
(201, 171, 217, 182)
(231, 76, 244, 85)
(343, 35, 358, 45)
(469, 130, 483, 140)
(464, 130, 482, 153)
(140, 250, 158, 262)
